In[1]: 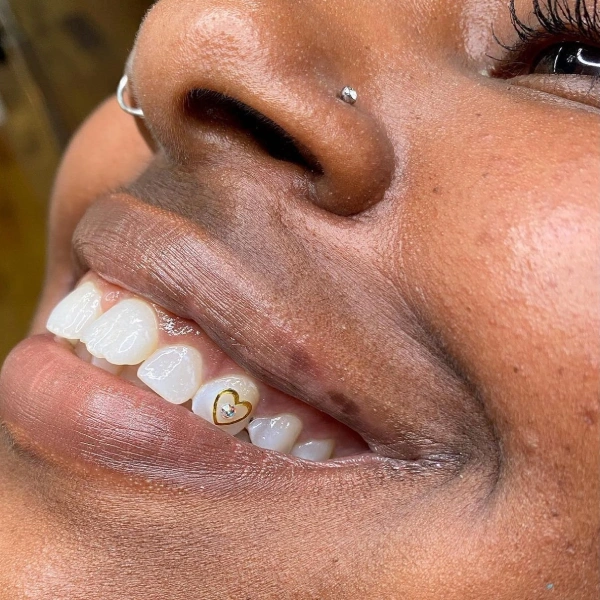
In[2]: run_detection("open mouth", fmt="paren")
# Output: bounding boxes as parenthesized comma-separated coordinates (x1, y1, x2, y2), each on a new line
(1, 183, 474, 486)
(42, 272, 369, 464)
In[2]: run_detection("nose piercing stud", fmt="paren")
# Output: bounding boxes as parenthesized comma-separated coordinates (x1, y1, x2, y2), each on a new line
(339, 86, 358, 105)
(117, 74, 145, 118)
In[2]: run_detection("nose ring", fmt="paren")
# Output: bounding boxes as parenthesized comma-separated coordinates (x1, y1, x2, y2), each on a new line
(117, 74, 145, 118)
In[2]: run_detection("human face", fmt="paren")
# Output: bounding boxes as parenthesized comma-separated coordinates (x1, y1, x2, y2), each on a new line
(1, 0, 598, 598)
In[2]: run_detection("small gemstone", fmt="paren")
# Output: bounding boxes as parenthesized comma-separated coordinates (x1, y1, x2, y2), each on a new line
(220, 404, 236, 419)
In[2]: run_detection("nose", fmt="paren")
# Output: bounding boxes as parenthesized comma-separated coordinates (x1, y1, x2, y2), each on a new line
(130, 0, 394, 216)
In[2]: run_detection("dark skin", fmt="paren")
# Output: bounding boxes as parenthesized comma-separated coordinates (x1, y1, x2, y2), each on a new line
(1, 0, 598, 598)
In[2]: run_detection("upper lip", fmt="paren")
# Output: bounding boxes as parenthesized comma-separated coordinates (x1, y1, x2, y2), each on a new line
(69, 187, 475, 466)
(70, 191, 385, 457)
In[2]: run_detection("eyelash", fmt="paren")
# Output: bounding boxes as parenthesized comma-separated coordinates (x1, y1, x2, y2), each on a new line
(493, 0, 600, 76)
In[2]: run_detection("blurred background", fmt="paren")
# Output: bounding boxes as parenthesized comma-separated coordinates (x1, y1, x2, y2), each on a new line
(0, 0, 152, 363)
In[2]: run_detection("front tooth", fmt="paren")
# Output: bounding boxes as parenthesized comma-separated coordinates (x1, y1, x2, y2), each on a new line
(247, 414, 303, 454)
(137, 345, 203, 405)
(46, 282, 103, 342)
(80, 298, 159, 365)
(291, 439, 335, 461)
(192, 375, 260, 435)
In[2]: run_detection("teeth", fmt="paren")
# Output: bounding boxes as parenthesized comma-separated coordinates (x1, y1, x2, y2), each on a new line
(80, 298, 159, 366)
(53, 284, 341, 459)
(192, 375, 260, 435)
(74, 342, 92, 363)
(91, 357, 123, 376)
(291, 439, 335, 461)
(247, 414, 303, 453)
(46, 282, 103, 342)
(137, 345, 203, 405)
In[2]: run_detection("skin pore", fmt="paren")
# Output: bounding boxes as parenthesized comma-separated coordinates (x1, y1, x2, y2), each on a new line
(0, 0, 598, 598)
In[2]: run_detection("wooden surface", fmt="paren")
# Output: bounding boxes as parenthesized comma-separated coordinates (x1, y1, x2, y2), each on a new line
(0, 0, 152, 363)
(0, 131, 46, 365)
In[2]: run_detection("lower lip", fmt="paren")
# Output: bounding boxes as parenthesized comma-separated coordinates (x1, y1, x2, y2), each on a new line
(0, 335, 383, 488)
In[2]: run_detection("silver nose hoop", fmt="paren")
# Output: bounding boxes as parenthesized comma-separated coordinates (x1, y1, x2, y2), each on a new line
(117, 74, 145, 118)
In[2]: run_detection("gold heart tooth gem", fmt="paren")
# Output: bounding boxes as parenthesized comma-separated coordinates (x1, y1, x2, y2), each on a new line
(192, 376, 260, 435)
(212, 389, 253, 426)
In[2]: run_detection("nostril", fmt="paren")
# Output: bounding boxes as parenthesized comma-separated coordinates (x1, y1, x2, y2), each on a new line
(133, 1, 396, 215)
(184, 89, 323, 175)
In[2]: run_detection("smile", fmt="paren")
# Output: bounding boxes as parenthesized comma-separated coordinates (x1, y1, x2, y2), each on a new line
(42, 273, 368, 462)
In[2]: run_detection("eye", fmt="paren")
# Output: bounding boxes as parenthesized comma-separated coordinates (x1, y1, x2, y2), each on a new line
(532, 42, 600, 76)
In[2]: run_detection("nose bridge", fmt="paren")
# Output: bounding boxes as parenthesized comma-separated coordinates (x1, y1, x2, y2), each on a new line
(131, 0, 395, 215)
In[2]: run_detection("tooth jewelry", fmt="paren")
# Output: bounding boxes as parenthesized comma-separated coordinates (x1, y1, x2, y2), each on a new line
(192, 375, 260, 435)
(339, 86, 358, 105)
(117, 74, 145, 118)
(220, 403, 237, 420)
(212, 389, 253, 426)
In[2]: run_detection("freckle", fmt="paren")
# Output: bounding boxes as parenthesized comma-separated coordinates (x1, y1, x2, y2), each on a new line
(581, 408, 598, 426)
(557, 367, 564, 376)
(513, 366, 519, 374)
(432, 187, 442, 194)
(482, 172, 489, 178)
(289, 349, 318, 378)
(475, 112, 482, 117)
(329, 392, 359, 417)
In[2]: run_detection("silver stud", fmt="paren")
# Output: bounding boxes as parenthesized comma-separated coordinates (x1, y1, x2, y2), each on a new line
(220, 404, 237, 420)
(339, 86, 358, 105)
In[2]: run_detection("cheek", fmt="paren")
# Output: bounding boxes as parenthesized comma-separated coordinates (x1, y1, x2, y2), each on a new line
(398, 100, 599, 480)
(505, 204, 598, 351)
(410, 183, 598, 371)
